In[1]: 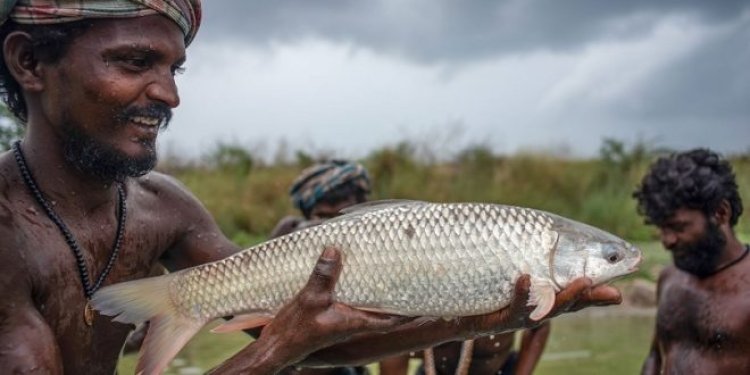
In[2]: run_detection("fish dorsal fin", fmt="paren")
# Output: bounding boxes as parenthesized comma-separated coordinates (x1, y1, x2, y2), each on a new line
(325, 199, 428, 224)
(339, 199, 428, 215)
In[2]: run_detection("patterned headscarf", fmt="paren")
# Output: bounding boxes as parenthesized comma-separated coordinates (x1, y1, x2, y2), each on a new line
(290, 160, 371, 213)
(0, 0, 201, 45)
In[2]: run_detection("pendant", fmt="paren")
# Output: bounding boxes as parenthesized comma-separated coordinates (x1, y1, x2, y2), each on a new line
(84, 301, 95, 326)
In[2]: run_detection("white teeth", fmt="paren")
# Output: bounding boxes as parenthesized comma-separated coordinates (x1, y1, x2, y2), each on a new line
(131, 116, 160, 126)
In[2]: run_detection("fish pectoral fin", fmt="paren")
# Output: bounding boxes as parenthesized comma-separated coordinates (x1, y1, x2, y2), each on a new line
(352, 306, 406, 316)
(211, 313, 274, 333)
(527, 278, 556, 321)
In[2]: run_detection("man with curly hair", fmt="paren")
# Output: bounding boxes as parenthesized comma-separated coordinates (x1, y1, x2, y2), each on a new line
(634, 149, 750, 375)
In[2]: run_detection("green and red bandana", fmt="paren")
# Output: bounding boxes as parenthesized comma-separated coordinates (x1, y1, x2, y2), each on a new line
(290, 160, 372, 213)
(0, 0, 201, 45)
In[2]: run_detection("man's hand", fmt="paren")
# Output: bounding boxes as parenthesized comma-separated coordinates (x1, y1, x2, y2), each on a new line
(259, 247, 414, 364)
(215, 247, 413, 374)
(465, 275, 622, 337)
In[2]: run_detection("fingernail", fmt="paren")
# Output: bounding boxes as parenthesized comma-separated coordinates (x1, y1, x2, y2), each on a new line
(322, 247, 336, 259)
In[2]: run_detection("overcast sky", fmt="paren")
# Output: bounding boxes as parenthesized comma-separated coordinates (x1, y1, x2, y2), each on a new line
(161, 0, 750, 160)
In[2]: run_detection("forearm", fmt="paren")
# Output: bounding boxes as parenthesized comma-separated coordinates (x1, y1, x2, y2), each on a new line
(641, 332, 661, 375)
(301, 316, 485, 367)
(209, 337, 290, 375)
(514, 322, 551, 375)
(641, 352, 660, 375)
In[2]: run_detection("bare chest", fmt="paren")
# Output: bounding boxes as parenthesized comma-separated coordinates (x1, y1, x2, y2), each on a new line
(15, 202, 177, 372)
(657, 271, 750, 352)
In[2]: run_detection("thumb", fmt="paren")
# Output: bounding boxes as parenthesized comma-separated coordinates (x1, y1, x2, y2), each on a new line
(305, 247, 343, 293)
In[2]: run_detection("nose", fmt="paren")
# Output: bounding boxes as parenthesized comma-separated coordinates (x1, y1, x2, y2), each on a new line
(660, 230, 677, 250)
(146, 71, 180, 108)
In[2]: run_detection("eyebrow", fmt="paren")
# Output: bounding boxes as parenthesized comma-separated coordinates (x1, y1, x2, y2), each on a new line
(104, 44, 186, 65)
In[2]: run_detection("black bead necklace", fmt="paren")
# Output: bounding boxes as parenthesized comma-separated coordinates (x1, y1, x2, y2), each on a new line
(12, 140, 126, 326)
(709, 244, 750, 276)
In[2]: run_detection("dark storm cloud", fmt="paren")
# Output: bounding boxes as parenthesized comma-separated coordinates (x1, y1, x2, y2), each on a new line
(183, 1, 749, 156)
(199, 1, 748, 62)
(609, 16, 750, 122)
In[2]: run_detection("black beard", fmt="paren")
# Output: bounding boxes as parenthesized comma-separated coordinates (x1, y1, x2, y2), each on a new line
(672, 220, 727, 278)
(61, 123, 157, 183)
(60, 104, 171, 183)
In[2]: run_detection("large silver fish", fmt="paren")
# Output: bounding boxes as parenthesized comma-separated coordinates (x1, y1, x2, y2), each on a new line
(92, 201, 641, 374)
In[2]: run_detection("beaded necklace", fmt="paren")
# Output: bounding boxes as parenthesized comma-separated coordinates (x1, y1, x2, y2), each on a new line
(709, 244, 750, 276)
(12, 141, 126, 326)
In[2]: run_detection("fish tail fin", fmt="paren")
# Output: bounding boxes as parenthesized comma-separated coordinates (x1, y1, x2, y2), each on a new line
(91, 273, 178, 325)
(136, 314, 203, 375)
(92, 274, 203, 374)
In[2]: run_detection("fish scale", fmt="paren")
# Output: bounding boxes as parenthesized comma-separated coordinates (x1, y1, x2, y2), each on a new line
(92, 200, 641, 375)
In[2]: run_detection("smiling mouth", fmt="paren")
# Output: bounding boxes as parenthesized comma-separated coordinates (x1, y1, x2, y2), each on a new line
(131, 116, 162, 127)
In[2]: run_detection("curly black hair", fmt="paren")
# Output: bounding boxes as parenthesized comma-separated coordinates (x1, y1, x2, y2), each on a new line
(633, 148, 743, 227)
(0, 19, 94, 123)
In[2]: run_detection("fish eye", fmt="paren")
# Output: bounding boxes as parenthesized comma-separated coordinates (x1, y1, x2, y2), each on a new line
(607, 252, 620, 263)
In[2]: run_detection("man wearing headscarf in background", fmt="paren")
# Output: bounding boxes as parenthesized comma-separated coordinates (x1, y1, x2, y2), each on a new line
(0, 1, 622, 374)
(271, 160, 372, 239)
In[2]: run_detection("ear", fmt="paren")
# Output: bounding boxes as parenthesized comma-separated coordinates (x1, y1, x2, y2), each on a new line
(3, 31, 44, 92)
(713, 199, 731, 226)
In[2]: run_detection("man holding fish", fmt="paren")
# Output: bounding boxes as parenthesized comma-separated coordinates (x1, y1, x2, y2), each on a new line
(0, 1, 624, 374)
(635, 149, 750, 375)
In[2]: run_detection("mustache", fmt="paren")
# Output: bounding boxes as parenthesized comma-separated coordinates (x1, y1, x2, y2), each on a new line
(115, 103, 173, 129)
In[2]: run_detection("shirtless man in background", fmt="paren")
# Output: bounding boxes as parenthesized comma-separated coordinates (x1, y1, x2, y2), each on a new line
(635, 149, 750, 374)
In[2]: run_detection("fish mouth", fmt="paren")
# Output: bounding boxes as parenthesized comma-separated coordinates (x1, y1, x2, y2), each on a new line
(627, 254, 643, 272)
(623, 244, 643, 273)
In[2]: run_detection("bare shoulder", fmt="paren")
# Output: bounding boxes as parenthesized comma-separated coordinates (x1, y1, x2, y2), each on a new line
(0, 151, 32, 280)
(130, 171, 240, 268)
(131, 171, 198, 205)
(656, 265, 678, 287)
(128, 171, 214, 222)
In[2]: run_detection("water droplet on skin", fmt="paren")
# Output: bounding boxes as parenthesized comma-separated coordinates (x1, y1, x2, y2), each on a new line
(26, 206, 37, 215)
(489, 334, 495, 340)
(494, 342, 500, 347)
